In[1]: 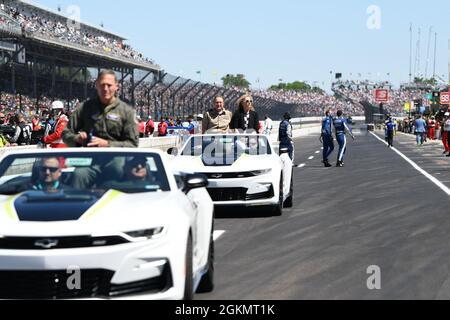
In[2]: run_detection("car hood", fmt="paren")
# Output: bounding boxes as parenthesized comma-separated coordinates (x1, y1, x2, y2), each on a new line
(172, 154, 277, 173)
(0, 191, 180, 237)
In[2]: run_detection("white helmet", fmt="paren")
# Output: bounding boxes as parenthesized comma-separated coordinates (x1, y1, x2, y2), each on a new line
(51, 101, 64, 110)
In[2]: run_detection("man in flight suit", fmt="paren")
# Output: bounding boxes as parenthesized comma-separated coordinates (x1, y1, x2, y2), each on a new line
(63, 69, 139, 148)
(63, 70, 139, 189)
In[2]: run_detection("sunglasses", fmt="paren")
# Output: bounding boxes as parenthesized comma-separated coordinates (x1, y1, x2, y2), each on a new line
(245, 100, 253, 103)
(130, 161, 147, 168)
(39, 167, 60, 173)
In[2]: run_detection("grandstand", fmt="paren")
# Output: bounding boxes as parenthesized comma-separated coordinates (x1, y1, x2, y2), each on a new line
(0, 0, 159, 106)
(0, 1, 363, 121)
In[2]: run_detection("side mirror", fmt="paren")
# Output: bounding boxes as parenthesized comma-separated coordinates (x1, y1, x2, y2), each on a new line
(167, 147, 179, 156)
(185, 174, 208, 191)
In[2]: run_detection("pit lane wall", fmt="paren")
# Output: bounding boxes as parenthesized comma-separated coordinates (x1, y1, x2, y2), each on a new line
(0, 117, 365, 157)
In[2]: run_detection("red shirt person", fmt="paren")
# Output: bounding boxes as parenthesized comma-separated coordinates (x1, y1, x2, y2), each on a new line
(146, 117, 155, 137)
(137, 117, 146, 138)
(43, 101, 69, 148)
(158, 118, 168, 137)
(32, 115, 42, 132)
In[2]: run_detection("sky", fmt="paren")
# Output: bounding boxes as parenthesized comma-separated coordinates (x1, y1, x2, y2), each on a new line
(32, 0, 450, 90)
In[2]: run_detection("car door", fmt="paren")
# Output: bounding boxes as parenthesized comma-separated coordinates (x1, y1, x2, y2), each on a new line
(185, 187, 213, 272)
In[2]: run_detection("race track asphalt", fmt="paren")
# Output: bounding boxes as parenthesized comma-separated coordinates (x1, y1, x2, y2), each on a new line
(198, 126, 450, 300)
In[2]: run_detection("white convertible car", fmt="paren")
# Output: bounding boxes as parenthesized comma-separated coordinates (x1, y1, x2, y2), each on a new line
(0, 149, 214, 300)
(170, 134, 294, 216)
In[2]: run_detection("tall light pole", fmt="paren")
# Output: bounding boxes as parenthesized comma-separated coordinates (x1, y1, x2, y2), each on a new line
(425, 26, 433, 79)
(409, 23, 413, 83)
(432, 32, 437, 80)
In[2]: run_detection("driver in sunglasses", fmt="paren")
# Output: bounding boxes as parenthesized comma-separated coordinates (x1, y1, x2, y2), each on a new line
(33, 157, 68, 192)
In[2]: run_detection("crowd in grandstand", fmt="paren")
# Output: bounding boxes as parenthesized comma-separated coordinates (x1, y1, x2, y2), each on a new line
(0, 1, 155, 65)
(332, 79, 447, 115)
(252, 88, 364, 116)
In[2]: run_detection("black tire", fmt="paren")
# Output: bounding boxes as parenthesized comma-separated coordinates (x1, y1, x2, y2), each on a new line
(197, 234, 215, 293)
(283, 169, 294, 208)
(272, 176, 283, 216)
(183, 234, 194, 300)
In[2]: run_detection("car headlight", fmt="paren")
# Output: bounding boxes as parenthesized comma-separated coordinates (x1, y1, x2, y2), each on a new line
(250, 169, 272, 176)
(125, 227, 164, 240)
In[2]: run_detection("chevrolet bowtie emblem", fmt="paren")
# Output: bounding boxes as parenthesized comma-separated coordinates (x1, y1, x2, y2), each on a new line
(34, 239, 59, 249)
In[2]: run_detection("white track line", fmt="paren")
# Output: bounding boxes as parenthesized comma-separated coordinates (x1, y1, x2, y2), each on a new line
(298, 164, 306, 168)
(370, 132, 450, 197)
(213, 230, 226, 242)
(308, 156, 314, 160)
(315, 151, 320, 154)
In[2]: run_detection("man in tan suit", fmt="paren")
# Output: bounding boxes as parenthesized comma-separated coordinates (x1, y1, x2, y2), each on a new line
(202, 96, 232, 134)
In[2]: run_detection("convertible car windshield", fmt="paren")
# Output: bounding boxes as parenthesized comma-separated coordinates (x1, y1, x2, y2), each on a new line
(181, 135, 272, 157)
(0, 152, 170, 195)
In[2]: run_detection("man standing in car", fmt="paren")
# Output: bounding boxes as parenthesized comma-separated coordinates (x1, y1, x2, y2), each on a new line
(63, 69, 139, 148)
(63, 70, 139, 189)
(202, 96, 232, 134)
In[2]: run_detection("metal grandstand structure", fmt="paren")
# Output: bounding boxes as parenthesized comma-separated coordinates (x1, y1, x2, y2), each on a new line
(0, 0, 297, 119)
(0, 1, 159, 106)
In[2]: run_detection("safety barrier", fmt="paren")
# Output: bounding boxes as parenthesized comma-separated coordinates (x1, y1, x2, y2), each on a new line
(0, 117, 366, 157)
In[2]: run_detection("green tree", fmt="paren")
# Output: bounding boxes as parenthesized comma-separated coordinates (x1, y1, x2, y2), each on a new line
(222, 74, 251, 89)
(414, 77, 437, 85)
(270, 81, 315, 92)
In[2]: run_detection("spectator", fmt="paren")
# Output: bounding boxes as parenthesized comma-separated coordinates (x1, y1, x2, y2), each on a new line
(43, 101, 69, 149)
(158, 117, 168, 137)
(263, 115, 273, 136)
(10, 113, 31, 146)
(444, 113, 450, 156)
(31, 114, 42, 132)
(0, 132, 10, 148)
(145, 116, 155, 137)
(137, 117, 146, 138)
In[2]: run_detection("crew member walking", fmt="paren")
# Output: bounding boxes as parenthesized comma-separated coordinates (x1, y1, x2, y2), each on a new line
(333, 110, 355, 167)
(321, 110, 334, 167)
(279, 112, 294, 160)
(385, 116, 396, 148)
